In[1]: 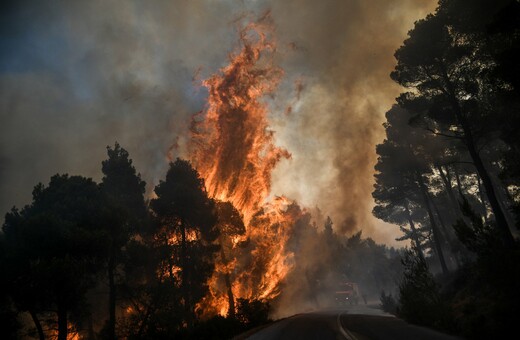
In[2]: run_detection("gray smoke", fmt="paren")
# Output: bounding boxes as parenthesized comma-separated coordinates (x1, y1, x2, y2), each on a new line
(0, 0, 436, 246)
(267, 0, 437, 244)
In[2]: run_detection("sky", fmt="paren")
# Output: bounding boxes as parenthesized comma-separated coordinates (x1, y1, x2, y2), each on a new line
(0, 0, 437, 247)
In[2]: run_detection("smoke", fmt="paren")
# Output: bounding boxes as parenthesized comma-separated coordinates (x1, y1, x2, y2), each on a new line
(0, 0, 235, 213)
(267, 0, 438, 244)
(0, 0, 436, 246)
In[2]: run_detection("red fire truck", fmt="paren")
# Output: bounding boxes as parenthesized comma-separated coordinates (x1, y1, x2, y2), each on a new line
(334, 282, 360, 305)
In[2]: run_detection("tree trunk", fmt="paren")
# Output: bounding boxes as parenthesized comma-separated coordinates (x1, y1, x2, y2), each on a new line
(29, 310, 45, 340)
(219, 235, 235, 318)
(441, 69, 515, 247)
(466, 140, 515, 246)
(430, 194, 461, 269)
(57, 305, 68, 340)
(454, 166, 464, 198)
(430, 196, 451, 243)
(437, 164, 464, 221)
(416, 172, 449, 275)
(484, 160, 517, 231)
(108, 243, 116, 340)
(405, 203, 425, 261)
(476, 174, 489, 223)
(180, 222, 192, 326)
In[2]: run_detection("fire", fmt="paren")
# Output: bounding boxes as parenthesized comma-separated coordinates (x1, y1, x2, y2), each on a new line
(168, 229, 199, 245)
(47, 323, 80, 340)
(187, 13, 301, 317)
(235, 196, 299, 300)
(189, 13, 290, 225)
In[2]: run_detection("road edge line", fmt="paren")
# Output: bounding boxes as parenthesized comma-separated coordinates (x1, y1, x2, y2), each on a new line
(337, 312, 357, 340)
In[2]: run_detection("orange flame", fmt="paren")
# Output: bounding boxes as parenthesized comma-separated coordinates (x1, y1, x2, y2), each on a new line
(46, 323, 80, 340)
(235, 196, 299, 300)
(189, 14, 290, 225)
(188, 14, 301, 317)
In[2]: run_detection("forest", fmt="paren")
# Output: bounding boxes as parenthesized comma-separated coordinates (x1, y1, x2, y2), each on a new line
(0, 143, 402, 339)
(374, 0, 520, 338)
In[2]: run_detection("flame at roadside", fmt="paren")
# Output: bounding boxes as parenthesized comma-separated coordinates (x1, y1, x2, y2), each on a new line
(235, 196, 300, 300)
(187, 14, 299, 317)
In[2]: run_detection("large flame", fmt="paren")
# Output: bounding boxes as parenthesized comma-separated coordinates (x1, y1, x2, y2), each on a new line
(189, 14, 290, 225)
(188, 14, 300, 317)
(234, 196, 299, 300)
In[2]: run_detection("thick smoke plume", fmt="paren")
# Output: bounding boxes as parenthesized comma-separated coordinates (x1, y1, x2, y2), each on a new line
(0, 0, 436, 246)
(266, 0, 437, 242)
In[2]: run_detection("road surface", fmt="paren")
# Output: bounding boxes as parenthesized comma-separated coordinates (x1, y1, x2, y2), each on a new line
(237, 304, 462, 340)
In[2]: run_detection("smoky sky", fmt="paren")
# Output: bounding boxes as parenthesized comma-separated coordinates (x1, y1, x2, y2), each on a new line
(0, 0, 436, 246)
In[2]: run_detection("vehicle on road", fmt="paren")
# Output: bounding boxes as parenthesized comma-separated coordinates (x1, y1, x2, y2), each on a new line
(334, 282, 360, 305)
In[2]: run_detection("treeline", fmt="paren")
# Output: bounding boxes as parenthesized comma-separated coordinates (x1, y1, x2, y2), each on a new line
(374, 0, 520, 338)
(0, 144, 265, 340)
(0, 142, 401, 340)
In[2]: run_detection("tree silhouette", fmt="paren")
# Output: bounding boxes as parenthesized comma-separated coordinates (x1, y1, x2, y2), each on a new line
(398, 249, 450, 329)
(376, 2, 520, 337)
(99, 142, 147, 340)
(2, 175, 108, 340)
(150, 158, 219, 327)
(391, 5, 515, 247)
(214, 201, 245, 318)
(374, 105, 451, 272)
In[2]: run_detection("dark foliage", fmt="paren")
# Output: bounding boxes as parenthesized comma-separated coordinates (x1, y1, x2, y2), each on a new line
(397, 250, 454, 331)
(100, 142, 147, 340)
(374, 1, 520, 338)
(235, 298, 271, 329)
(449, 197, 520, 338)
(148, 159, 219, 329)
(379, 290, 398, 315)
(2, 174, 110, 340)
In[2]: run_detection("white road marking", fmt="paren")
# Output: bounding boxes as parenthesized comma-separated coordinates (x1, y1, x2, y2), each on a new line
(337, 311, 357, 340)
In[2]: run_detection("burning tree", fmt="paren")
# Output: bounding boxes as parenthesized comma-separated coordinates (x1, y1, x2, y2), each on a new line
(183, 13, 303, 317)
(189, 14, 289, 224)
(150, 159, 219, 327)
(201, 201, 245, 318)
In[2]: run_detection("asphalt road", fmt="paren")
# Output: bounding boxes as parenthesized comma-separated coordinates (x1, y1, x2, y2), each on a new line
(239, 304, 462, 340)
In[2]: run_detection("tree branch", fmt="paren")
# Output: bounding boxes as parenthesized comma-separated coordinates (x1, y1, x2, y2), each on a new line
(424, 126, 464, 140)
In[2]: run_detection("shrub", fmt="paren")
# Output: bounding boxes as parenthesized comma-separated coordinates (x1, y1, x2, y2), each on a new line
(379, 290, 398, 315)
